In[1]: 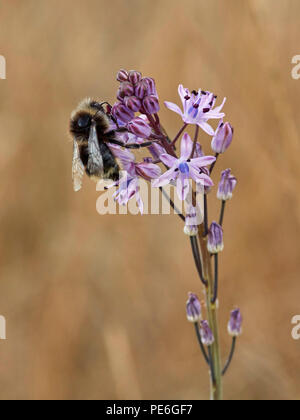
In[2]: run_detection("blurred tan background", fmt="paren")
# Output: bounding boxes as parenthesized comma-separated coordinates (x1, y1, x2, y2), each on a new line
(0, 0, 300, 400)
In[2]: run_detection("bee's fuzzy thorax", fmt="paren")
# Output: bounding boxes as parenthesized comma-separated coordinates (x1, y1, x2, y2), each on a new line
(71, 98, 110, 126)
(70, 98, 111, 142)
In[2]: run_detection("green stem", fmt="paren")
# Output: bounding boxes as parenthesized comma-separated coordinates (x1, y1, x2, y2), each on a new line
(198, 224, 223, 400)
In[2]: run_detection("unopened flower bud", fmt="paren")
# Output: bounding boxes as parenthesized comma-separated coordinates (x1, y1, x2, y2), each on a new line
(211, 120, 233, 154)
(184, 204, 202, 236)
(186, 293, 202, 323)
(184, 224, 198, 237)
(200, 321, 214, 346)
(127, 117, 152, 138)
(112, 102, 134, 124)
(116, 88, 124, 102)
(119, 82, 135, 98)
(143, 95, 160, 115)
(143, 77, 157, 96)
(135, 79, 149, 99)
(217, 169, 237, 201)
(207, 222, 224, 254)
(149, 143, 165, 160)
(124, 96, 142, 112)
(128, 70, 142, 85)
(194, 143, 204, 158)
(116, 69, 129, 82)
(228, 309, 243, 337)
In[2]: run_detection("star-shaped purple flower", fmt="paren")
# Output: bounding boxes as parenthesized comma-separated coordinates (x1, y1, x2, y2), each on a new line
(152, 133, 216, 200)
(108, 144, 161, 214)
(165, 85, 226, 135)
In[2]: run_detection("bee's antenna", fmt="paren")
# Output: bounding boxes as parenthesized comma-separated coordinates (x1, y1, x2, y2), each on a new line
(99, 101, 111, 108)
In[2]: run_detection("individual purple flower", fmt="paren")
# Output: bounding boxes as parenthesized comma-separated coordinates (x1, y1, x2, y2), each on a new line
(211, 120, 233, 154)
(228, 309, 243, 337)
(112, 102, 134, 123)
(124, 96, 142, 112)
(152, 133, 215, 201)
(143, 95, 160, 115)
(207, 222, 224, 254)
(108, 145, 161, 214)
(186, 293, 202, 322)
(114, 175, 144, 213)
(200, 321, 214, 346)
(127, 117, 152, 138)
(217, 169, 237, 201)
(165, 85, 226, 135)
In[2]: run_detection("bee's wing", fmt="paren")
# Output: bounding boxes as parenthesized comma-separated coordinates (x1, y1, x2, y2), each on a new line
(72, 140, 85, 192)
(87, 122, 104, 178)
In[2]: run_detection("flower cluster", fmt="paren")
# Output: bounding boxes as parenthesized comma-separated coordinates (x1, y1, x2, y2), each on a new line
(108, 69, 235, 216)
(112, 69, 159, 139)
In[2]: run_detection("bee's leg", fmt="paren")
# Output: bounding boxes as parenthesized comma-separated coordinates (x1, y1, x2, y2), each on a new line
(105, 127, 128, 137)
(106, 138, 154, 149)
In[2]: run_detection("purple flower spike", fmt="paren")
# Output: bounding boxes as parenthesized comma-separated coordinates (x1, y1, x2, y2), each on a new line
(165, 85, 226, 135)
(128, 70, 142, 85)
(211, 120, 233, 154)
(217, 169, 237, 201)
(127, 117, 152, 139)
(124, 96, 142, 112)
(112, 102, 135, 124)
(116, 69, 129, 82)
(152, 133, 216, 201)
(143, 95, 160, 115)
(228, 309, 243, 337)
(207, 222, 224, 254)
(186, 293, 202, 323)
(200, 321, 214, 346)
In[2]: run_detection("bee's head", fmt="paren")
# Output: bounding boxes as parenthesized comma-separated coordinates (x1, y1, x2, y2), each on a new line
(70, 98, 110, 143)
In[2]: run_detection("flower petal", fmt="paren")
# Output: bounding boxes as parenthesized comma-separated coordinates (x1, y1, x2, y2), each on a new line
(164, 101, 183, 117)
(136, 193, 144, 215)
(152, 167, 177, 188)
(108, 144, 135, 165)
(178, 84, 190, 109)
(180, 133, 193, 160)
(176, 175, 190, 201)
(191, 156, 216, 167)
(160, 153, 178, 168)
(190, 168, 214, 187)
(213, 97, 227, 114)
(136, 163, 161, 180)
(197, 122, 215, 136)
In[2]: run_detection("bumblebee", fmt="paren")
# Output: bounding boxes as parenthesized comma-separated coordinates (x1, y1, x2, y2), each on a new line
(70, 98, 153, 191)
